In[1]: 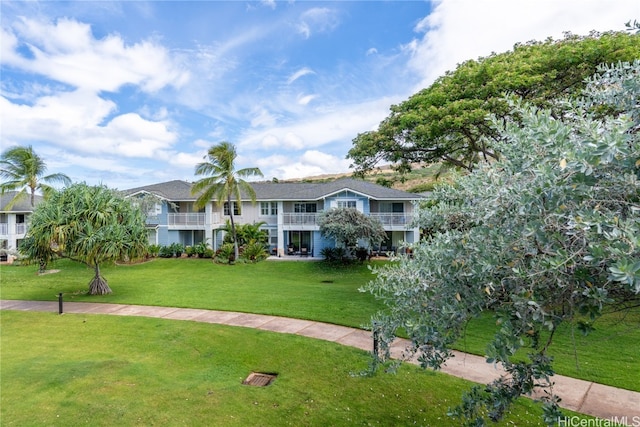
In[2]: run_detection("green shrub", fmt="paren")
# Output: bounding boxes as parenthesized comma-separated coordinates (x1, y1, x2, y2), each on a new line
(158, 245, 173, 258)
(148, 244, 161, 257)
(194, 242, 208, 258)
(169, 243, 185, 257)
(320, 247, 337, 261)
(240, 240, 268, 262)
(215, 243, 235, 264)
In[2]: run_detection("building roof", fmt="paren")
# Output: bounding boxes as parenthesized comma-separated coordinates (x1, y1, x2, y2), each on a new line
(123, 178, 421, 202)
(123, 180, 196, 201)
(0, 191, 43, 212)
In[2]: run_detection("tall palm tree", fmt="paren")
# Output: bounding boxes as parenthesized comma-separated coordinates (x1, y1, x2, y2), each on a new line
(0, 145, 71, 208)
(192, 142, 263, 260)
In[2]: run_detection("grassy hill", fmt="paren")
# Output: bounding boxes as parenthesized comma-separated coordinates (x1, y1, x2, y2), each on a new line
(279, 163, 454, 193)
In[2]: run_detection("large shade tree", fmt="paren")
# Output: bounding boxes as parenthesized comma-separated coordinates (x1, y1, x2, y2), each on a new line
(21, 183, 148, 294)
(348, 31, 640, 177)
(0, 145, 71, 208)
(192, 142, 263, 261)
(362, 61, 640, 426)
(318, 207, 387, 257)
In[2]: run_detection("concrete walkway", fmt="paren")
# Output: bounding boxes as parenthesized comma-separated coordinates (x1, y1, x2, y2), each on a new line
(2, 299, 639, 425)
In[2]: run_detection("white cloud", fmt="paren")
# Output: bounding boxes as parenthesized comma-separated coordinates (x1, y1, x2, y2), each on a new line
(297, 94, 318, 106)
(366, 47, 378, 56)
(407, 0, 640, 89)
(164, 151, 205, 170)
(296, 7, 340, 39)
(287, 67, 316, 84)
(4, 17, 190, 93)
(283, 132, 304, 150)
(261, 0, 277, 10)
(0, 90, 177, 159)
(250, 108, 278, 128)
(265, 150, 352, 180)
(239, 96, 398, 152)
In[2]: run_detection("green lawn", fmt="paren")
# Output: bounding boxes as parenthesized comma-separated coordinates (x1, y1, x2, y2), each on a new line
(2, 258, 639, 392)
(454, 309, 640, 392)
(0, 258, 383, 327)
(1, 310, 577, 427)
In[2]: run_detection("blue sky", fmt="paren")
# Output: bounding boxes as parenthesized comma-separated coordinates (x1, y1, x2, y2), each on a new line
(1, 0, 637, 190)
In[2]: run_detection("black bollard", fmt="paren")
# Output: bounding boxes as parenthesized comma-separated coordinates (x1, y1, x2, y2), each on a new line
(58, 292, 63, 315)
(372, 321, 379, 359)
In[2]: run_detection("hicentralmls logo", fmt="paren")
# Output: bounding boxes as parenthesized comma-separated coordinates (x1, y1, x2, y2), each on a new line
(557, 416, 640, 427)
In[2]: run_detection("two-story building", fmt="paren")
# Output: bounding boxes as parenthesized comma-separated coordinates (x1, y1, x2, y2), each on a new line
(0, 191, 42, 260)
(123, 178, 422, 256)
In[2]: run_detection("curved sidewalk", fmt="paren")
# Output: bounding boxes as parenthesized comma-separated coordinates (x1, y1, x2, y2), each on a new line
(2, 299, 639, 424)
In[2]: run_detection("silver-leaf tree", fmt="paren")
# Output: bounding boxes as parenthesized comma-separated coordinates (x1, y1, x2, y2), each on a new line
(362, 61, 640, 426)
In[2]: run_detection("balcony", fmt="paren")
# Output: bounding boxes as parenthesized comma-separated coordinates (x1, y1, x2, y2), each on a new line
(282, 213, 319, 228)
(165, 213, 222, 228)
(369, 213, 414, 228)
(281, 212, 415, 229)
(0, 223, 26, 236)
(168, 213, 206, 227)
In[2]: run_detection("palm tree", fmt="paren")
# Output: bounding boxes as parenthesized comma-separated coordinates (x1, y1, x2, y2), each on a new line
(0, 145, 71, 208)
(192, 142, 263, 261)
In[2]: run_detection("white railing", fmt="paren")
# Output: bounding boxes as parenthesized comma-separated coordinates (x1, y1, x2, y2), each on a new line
(282, 213, 319, 226)
(369, 213, 413, 227)
(0, 223, 8, 235)
(168, 213, 206, 226)
(15, 223, 26, 234)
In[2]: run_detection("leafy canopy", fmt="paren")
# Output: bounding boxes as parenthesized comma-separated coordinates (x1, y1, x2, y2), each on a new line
(348, 31, 640, 176)
(318, 208, 387, 252)
(192, 141, 263, 260)
(21, 183, 148, 294)
(0, 145, 71, 208)
(362, 61, 640, 426)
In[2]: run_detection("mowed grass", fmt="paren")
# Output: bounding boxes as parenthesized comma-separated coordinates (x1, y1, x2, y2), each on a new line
(1, 310, 578, 427)
(2, 258, 639, 392)
(454, 309, 640, 392)
(0, 258, 383, 327)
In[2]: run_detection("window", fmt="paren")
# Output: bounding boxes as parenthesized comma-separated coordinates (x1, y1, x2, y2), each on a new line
(260, 202, 278, 216)
(337, 200, 357, 209)
(224, 202, 241, 216)
(294, 203, 317, 213)
(380, 202, 404, 213)
(267, 228, 277, 246)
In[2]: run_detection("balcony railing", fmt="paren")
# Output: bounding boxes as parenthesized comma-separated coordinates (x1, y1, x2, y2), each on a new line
(15, 223, 26, 234)
(168, 213, 206, 226)
(281, 212, 414, 228)
(0, 223, 27, 235)
(165, 213, 223, 227)
(369, 213, 413, 226)
(282, 213, 319, 226)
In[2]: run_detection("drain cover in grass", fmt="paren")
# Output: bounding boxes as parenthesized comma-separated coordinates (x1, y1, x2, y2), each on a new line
(242, 372, 277, 387)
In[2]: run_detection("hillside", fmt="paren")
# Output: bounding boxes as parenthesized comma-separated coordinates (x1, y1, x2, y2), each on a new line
(279, 163, 452, 193)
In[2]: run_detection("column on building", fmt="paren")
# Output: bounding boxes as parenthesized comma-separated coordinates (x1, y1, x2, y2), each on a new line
(204, 202, 213, 249)
(277, 201, 284, 256)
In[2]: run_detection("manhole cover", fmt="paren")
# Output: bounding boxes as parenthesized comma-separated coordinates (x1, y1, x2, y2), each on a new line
(242, 372, 277, 387)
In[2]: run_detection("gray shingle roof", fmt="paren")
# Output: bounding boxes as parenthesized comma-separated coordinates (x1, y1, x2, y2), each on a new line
(0, 191, 43, 212)
(123, 178, 421, 202)
(122, 180, 197, 201)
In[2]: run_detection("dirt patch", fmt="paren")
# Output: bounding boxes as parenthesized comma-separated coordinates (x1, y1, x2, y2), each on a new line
(38, 269, 61, 275)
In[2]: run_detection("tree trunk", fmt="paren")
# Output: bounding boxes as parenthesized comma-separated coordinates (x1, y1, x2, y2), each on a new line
(88, 263, 112, 295)
(38, 258, 47, 274)
(228, 196, 240, 261)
